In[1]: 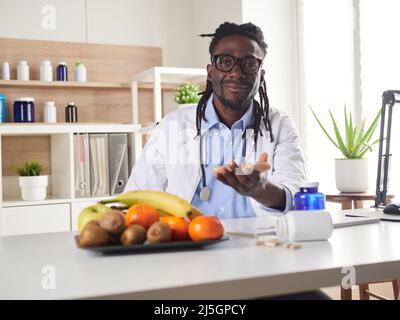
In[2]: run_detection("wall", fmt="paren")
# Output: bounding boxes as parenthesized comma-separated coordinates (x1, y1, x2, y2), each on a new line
(242, 0, 300, 126)
(191, 0, 243, 68)
(0, 0, 192, 67)
(0, 0, 86, 42)
(0, 0, 298, 120)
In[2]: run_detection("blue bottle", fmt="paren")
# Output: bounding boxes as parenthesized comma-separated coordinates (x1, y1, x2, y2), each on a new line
(0, 93, 5, 123)
(13, 97, 35, 123)
(294, 182, 325, 210)
(57, 62, 68, 81)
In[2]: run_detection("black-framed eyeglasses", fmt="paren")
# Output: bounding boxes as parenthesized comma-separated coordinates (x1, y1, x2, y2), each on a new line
(212, 54, 262, 74)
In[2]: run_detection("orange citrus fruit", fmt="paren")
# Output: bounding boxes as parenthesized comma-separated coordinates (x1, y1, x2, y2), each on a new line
(161, 216, 190, 241)
(125, 203, 160, 229)
(188, 216, 224, 242)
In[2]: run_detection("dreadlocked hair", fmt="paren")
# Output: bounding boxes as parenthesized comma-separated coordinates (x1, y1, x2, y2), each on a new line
(196, 21, 274, 144)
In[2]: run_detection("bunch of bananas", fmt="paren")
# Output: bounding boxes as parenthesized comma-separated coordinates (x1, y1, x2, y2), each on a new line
(99, 190, 203, 220)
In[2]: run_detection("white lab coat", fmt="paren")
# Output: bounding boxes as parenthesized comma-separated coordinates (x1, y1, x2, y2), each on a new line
(124, 105, 306, 216)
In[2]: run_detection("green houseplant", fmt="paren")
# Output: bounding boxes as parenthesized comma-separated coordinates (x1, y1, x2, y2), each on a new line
(308, 105, 381, 192)
(16, 160, 48, 201)
(174, 83, 201, 108)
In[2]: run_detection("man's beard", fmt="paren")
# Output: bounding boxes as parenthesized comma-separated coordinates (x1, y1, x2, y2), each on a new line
(216, 79, 257, 111)
(217, 91, 254, 111)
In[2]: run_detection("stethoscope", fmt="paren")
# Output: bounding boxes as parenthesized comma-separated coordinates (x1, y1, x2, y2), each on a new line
(198, 122, 257, 202)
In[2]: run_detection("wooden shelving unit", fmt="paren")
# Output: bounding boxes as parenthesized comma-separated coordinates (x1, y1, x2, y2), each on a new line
(0, 80, 180, 91)
(0, 38, 164, 236)
(0, 38, 208, 236)
(0, 79, 130, 89)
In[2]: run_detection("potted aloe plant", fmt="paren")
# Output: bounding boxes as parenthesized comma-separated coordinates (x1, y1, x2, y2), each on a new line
(309, 105, 381, 193)
(16, 160, 48, 201)
(174, 82, 201, 108)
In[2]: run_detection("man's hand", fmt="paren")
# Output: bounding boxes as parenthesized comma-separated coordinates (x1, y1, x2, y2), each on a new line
(213, 153, 271, 196)
(213, 152, 286, 210)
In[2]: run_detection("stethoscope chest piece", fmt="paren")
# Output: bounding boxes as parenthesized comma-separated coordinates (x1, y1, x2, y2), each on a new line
(200, 186, 211, 202)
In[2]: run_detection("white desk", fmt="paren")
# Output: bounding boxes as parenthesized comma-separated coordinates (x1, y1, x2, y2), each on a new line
(1, 209, 400, 300)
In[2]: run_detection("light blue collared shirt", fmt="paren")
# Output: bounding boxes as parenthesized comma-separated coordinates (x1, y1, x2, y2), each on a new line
(191, 96, 286, 219)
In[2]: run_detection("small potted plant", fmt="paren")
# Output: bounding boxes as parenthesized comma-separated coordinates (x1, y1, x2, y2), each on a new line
(16, 160, 48, 201)
(174, 82, 201, 108)
(309, 105, 381, 193)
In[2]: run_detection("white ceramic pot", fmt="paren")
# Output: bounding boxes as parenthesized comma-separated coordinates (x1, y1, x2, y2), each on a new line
(19, 176, 48, 201)
(335, 158, 369, 193)
(178, 103, 198, 109)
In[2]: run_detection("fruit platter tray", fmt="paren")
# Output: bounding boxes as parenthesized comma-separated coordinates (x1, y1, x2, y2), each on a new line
(74, 235, 229, 254)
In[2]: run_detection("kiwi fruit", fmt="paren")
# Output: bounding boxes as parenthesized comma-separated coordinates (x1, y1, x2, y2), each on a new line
(108, 233, 121, 245)
(79, 224, 109, 247)
(120, 225, 147, 246)
(85, 220, 101, 229)
(147, 222, 172, 244)
(99, 210, 125, 235)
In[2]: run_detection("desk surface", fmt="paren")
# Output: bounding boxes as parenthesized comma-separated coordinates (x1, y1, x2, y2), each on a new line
(1, 208, 400, 300)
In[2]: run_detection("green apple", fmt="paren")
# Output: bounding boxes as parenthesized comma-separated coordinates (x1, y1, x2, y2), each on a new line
(77, 204, 112, 232)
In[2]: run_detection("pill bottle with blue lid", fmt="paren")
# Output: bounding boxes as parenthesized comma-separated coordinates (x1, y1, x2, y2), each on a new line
(13, 97, 35, 123)
(294, 182, 325, 210)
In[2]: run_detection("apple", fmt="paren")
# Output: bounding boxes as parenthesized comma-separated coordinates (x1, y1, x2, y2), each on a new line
(77, 204, 112, 232)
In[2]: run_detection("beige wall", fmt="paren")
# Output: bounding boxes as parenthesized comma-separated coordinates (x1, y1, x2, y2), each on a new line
(242, 0, 300, 125)
(191, 0, 243, 68)
(0, 0, 87, 42)
(0, 0, 243, 68)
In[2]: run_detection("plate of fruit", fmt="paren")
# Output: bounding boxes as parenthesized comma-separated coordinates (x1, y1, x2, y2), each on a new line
(75, 190, 228, 254)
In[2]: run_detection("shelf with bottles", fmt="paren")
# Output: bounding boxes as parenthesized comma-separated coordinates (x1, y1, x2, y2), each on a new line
(131, 66, 207, 124)
(0, 80, 130, 89)
(0, 80, 185, 91)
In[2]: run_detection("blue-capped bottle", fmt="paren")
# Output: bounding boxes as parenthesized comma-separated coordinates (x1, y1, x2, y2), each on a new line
(294, 182, 325, 210)
(56, 62, 68, 81)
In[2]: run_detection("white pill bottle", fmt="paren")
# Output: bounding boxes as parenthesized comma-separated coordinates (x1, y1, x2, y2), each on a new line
(40, 60, 53, 81)
(75, 62, 87, 82)
(275, 210, 333, 242)
(17, 60, 29, 80)
(43, 101, 57, 123)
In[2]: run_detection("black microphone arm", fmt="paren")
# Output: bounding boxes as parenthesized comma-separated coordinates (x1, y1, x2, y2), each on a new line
(374, 90, 400, 207)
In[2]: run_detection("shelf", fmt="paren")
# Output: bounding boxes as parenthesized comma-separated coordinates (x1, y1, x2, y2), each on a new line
(131, 66, 207, 84)
(2, 197, 71, 208)
(3, 195, 121, 208)
(0, 80, 187, 91)
(131, 67, 207, 124)
(72, 195, 116, 203)
(0, 123, 141, 135)
(0, 80, 130, 89)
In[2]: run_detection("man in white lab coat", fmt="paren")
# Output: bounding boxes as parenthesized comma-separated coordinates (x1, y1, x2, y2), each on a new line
(125, 22, 305, 218)
(125, 21, 330, 300)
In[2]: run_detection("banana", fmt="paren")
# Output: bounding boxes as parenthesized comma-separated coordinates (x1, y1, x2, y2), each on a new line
(155, 209, 173, 217)
(189, 205, 204, 220)
(99, 190, 202, 220)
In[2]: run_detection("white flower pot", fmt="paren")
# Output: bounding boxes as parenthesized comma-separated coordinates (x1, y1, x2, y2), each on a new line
(178, 103, 198, 109)
(19, 176, 48, 201)
(335, 158, 369, 193)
